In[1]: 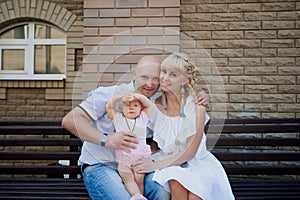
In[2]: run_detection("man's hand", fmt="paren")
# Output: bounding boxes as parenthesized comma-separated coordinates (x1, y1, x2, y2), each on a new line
(195, 91, 209, 108)
(105, 132, 138, 153)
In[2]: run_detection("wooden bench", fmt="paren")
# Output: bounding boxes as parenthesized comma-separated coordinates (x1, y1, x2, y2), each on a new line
(0, 120, 90, 199)
(0, 118, 299, 200)
(206, 118, 300, 200)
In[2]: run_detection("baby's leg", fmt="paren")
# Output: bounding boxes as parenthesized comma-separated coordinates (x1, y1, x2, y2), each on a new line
(134, 171, 145, 195)
(118, 163, 142, 196)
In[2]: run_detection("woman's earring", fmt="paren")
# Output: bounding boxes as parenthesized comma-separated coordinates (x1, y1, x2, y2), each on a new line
(162, 92, 167, 110)
(180, 85, 186, 118)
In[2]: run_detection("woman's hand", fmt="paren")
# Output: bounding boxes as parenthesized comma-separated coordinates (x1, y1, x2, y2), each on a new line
(132, 158, 156, 174)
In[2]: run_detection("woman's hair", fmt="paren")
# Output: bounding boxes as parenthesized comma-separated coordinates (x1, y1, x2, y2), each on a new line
(161, 53, 197, 89)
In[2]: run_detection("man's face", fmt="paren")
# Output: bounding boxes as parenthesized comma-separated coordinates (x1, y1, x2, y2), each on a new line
(133, 63, 160, 98)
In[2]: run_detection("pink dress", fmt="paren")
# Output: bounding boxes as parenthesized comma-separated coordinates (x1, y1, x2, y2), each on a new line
(114, 111, 151, 167)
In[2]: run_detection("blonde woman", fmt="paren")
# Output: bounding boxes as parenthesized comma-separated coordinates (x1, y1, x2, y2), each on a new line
(133, 53, 235, 200)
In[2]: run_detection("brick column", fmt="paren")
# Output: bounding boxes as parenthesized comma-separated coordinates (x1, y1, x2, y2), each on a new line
(82, 0, 180, 96)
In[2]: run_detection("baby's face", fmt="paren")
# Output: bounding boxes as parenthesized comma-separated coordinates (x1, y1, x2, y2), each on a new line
(121, 100, 143, 119)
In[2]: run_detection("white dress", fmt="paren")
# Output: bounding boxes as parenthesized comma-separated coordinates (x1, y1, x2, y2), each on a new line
(150, 97, 235, 200)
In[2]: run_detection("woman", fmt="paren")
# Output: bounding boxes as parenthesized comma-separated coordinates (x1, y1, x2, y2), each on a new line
(133, 53, 235, 200)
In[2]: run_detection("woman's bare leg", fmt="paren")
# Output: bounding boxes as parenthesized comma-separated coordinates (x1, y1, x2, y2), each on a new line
(169, 179, 188, 200)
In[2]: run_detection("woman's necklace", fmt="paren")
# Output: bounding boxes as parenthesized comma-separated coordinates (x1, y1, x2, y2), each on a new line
(123, 113, 136, 133)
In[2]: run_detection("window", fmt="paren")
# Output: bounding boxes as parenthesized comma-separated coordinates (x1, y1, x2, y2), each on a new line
(0, 22, 66, 80)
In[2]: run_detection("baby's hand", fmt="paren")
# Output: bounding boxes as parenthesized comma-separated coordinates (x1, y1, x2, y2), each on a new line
(121, 93, 135, 105)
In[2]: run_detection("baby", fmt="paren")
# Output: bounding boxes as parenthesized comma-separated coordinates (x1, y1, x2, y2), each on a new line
(106, 93, 151, 200)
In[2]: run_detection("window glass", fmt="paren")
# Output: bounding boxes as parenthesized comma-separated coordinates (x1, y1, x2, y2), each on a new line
(34, 45, 65, 74)
(0, 22, 66, 80)
(35, 24, 65, 39)
(2, 49, 25, 70)
(0, 25, 28, 39)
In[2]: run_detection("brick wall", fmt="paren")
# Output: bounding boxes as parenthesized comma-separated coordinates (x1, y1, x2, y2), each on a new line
(82, 0, 180, 95)
(0, 0, 83, 120)
(0, 0, 299, 119)
(181, 0, 300, 118)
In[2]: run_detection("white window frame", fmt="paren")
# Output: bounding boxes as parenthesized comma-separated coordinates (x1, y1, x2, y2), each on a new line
(0, 23, 66, 80)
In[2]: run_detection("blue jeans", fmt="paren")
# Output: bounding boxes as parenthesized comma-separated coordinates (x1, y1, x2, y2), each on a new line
(82, 163, 170, 200)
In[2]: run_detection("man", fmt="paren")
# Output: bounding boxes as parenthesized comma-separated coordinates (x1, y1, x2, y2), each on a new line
(62, 55, 209, 200)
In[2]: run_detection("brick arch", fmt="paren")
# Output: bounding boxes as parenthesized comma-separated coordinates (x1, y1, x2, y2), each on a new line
(0, 0, 77, 32)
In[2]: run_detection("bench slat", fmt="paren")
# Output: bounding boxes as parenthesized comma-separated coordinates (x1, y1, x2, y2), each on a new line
(0, 138, 82, 146)
(214, 152, 300, 161)
(225, 166, 300, 175)
(0, 166, 80, 174)
(207, 138, 300, 146)
(0, 152, 80, 160)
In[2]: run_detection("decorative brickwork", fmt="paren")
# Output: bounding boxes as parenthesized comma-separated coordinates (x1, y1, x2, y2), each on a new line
(0, 0, 83, 119)
(181, 0, 300, 118)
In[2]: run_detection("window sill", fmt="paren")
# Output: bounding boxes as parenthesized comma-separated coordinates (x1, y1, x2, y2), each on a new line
(0, 74, 66, 81)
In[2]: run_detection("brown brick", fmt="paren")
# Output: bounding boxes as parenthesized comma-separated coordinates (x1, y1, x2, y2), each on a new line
(278, 30, 300, 38)
(263, 94, 296, 103)
(85, 0, 114, 8)
(165, 8, 180, 16)
(262, 2, 295, 11)
(229, 3, 261, 12)
(245, 67, 277, 75)
(230, 94, 262, 103)
(132, 8, 163, 17)
(181, 13, 211, 22)
(116, 18, 147, 27)
(181, 5, 196, 13)
(230, 76, 262, 84)
(278, 48, 300, 57)
(245, 12, 276, 21)
(262, 39, 294, 48)
(244, 103, 277, 112)
(84, 18, 114, 27)
(116, 0, 147, 8)
(212, 13, 243, 21)
(149, 0, 179, 8)
(148, 17, 180, 26)
(245, 85, 277, 93)
(278, 104, 300, 113)
(100, 9, 130, 17)
(263, 76, 296, 84)
(278, 85, 300, 93)
(262, 21, 294, 29)
(196, 4, 227, 13)
(212, 31, 243, 39)
(212, 49, 243, 58)
(229, 21, 261, 30)
(245, 30, 276, 39)
(262, 58, 295, 66)
(244, 49, 276, 57)
(229, 58, 260, 66)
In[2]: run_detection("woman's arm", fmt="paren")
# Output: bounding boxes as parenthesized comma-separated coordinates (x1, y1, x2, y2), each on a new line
(133, 105, 206, 173)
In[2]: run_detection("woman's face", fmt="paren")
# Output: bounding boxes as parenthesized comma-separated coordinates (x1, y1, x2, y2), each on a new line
(160, 67, 188, 93)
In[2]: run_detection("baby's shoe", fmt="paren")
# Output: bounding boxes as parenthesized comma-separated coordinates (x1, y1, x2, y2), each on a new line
(130, 194, 147, 200)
